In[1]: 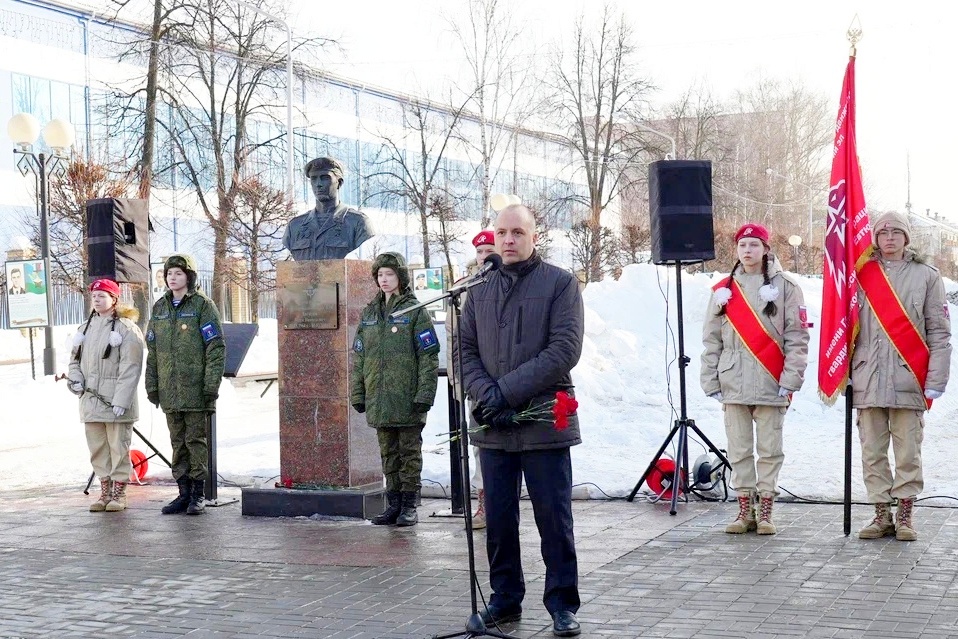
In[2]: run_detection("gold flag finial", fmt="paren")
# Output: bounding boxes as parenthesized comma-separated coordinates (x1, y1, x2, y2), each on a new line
(847, 15, 863, 57)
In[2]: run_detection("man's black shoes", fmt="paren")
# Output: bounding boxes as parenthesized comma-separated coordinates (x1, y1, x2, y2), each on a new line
(479, 604, 522, 626)
(552, 610, 581, 636)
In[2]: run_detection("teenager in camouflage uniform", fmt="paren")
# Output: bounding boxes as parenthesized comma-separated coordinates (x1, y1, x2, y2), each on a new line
(351, 252, 439, 527)
(145, 254, 225, 516)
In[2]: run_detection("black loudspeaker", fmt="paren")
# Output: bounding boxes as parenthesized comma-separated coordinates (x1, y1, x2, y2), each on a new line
(649, 160, 714, 264)
(86, 198, 151, 283)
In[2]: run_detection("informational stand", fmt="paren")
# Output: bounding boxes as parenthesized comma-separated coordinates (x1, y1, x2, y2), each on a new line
(209, 322, 262, 507)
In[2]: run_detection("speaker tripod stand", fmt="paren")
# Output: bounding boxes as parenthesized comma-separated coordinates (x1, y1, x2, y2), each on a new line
(627, 262, 730, 515)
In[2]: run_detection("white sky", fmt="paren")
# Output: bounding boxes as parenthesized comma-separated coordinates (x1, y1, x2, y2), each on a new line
(291, 0, 957, 219)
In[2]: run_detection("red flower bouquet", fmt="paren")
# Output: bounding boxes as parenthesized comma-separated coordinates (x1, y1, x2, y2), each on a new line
(439, 390, 579, 444)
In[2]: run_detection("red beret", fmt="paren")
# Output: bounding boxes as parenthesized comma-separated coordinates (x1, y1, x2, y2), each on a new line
(734, 223, 770, 245)
(472, 230, 495, 247)
(89, 279, 121, 297)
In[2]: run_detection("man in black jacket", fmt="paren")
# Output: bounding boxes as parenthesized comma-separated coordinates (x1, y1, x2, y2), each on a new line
(460, 204, 584, 637)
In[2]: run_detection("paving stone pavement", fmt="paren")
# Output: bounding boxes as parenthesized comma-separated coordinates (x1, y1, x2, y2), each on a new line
(2, 484, 958, 638)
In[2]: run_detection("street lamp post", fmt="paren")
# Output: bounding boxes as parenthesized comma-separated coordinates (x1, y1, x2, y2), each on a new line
(787, 234, 803, 273)
(237, 0, 294, 201)
(7, 112, 75, 376)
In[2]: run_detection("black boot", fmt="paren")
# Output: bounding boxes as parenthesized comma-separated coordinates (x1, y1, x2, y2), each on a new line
(161, 478, 192, 515)
(395, 490, 418, 527)
(186, 479, 206, 515)
(371, 490, 401, 525)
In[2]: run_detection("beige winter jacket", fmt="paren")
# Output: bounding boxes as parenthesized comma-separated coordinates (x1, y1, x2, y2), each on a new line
(852, 250, 952, 410)
(701, 258, 810, 406)
(68, 309, 145, 423)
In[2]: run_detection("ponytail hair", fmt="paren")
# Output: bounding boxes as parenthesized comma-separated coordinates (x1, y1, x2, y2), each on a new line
(73, 310, 96, 362)
(761, 254, 778, 317)
(714, 261, 740, 316)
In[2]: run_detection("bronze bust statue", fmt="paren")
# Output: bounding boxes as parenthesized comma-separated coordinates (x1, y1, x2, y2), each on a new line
(282, 157, 374, 260)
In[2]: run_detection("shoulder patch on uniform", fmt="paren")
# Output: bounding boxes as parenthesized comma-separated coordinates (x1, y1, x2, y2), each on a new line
(353, 336, 364, 353)
(200, 322, 220, 343)
(417, 327, 439, 352)
(146, 329, 155, 342)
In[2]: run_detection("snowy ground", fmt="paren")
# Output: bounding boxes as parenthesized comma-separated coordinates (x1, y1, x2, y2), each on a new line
(4, 263, 958, 504)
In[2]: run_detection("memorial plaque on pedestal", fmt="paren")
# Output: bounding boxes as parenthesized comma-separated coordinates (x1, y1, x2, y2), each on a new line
(241, 259, 384, 519)
(278, 281, 339, 330)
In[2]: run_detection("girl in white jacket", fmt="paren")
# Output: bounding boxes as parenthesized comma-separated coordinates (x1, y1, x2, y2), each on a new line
(701, 224, 809, 535)
(68, 279, 145, 512)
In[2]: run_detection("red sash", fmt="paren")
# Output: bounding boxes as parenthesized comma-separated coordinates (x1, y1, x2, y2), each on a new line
(858, 260, 932, 408)
(714, 278, 784, 383)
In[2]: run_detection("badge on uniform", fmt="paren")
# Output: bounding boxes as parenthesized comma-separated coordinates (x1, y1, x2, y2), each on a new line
(353, 337, 364, 353)
(417, 328, 439, 352)
(798, 305, 814, 329)
(200, 322, 220, 343)
(146, 329, 154, 342)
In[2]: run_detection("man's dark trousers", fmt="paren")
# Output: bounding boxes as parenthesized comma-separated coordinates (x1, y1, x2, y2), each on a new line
(480, 446, 580, 615)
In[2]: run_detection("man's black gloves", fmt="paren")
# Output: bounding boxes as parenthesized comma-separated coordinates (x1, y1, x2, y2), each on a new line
(479, 384, 508, 412)
(479, 405, 517, 430)
(147, 391, 160, 407)
(352, 403, 366, 414)
(414, 402, 430, 415)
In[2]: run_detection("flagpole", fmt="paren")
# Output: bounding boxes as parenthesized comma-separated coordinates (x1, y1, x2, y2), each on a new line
(842, 19, 863, 537)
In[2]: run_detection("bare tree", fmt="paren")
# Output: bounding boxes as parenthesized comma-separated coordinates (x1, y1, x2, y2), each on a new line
(364, 94, 472, 267)
(228, 176, 294, 322)
(567, 221, 617, 284)
(108, 0, 325, 308)
(27, 157, 133, 291)
(426, 193, 466, 274)
(548, 6, 655, 281)
(446, 0, 539, 227)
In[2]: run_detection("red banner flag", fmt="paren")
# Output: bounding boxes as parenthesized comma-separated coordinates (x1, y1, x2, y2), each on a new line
(818, 56, 873, 405)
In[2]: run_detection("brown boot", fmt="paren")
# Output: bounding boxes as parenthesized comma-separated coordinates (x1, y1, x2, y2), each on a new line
(90, 478, 112, 512)
(471, 489, 487, 530)
(858, 503, 895, 539)
(725, 493, 756, 534)
(105, 481, 127, 512)
(896, 498, 918, 541)
(756, 496, 777, 535)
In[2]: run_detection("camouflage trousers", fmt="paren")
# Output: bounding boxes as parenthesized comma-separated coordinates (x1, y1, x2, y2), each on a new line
(166, 411, 209, 481)
(376, 426, 424, 493)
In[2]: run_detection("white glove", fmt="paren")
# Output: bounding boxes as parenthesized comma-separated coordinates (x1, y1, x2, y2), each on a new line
(112, 406, 126, 417)
(709, 391, 723, 402)
(70, 382, 84, 394)
(925, 389, 943, 400)
(778, 386, 790, 397)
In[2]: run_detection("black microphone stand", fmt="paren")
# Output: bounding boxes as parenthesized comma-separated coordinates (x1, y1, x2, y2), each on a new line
(391, 263, 518, 639)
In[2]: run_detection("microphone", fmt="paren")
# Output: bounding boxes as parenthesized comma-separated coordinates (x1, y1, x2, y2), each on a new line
(477, 253, 502, 276)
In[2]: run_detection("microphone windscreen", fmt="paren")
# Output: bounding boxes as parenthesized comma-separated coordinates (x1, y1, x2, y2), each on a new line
(483, 253, 503, 272)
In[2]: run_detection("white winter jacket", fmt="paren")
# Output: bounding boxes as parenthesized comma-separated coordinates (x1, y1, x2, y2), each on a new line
(852, 250, 952, 410)
(68, 309, 145, 423)
(700, 258, 810, 406)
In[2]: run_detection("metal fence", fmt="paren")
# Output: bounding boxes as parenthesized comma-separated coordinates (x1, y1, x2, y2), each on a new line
(1, 269, 277, 330)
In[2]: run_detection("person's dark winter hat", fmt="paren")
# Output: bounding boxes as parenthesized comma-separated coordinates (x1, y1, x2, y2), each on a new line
(371, 252, 410, 292)
(164, 253, 199, 291)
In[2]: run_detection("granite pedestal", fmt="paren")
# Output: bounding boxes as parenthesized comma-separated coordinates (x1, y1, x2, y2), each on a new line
(241, 259, 384, 519)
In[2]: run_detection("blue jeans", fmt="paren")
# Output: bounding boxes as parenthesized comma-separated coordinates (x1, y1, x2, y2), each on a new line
(479, 446, 579, 615)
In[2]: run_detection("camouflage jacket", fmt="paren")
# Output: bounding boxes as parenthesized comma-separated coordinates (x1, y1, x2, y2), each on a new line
(350, 290, 439, 428)
(145, 289, 225, 412)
